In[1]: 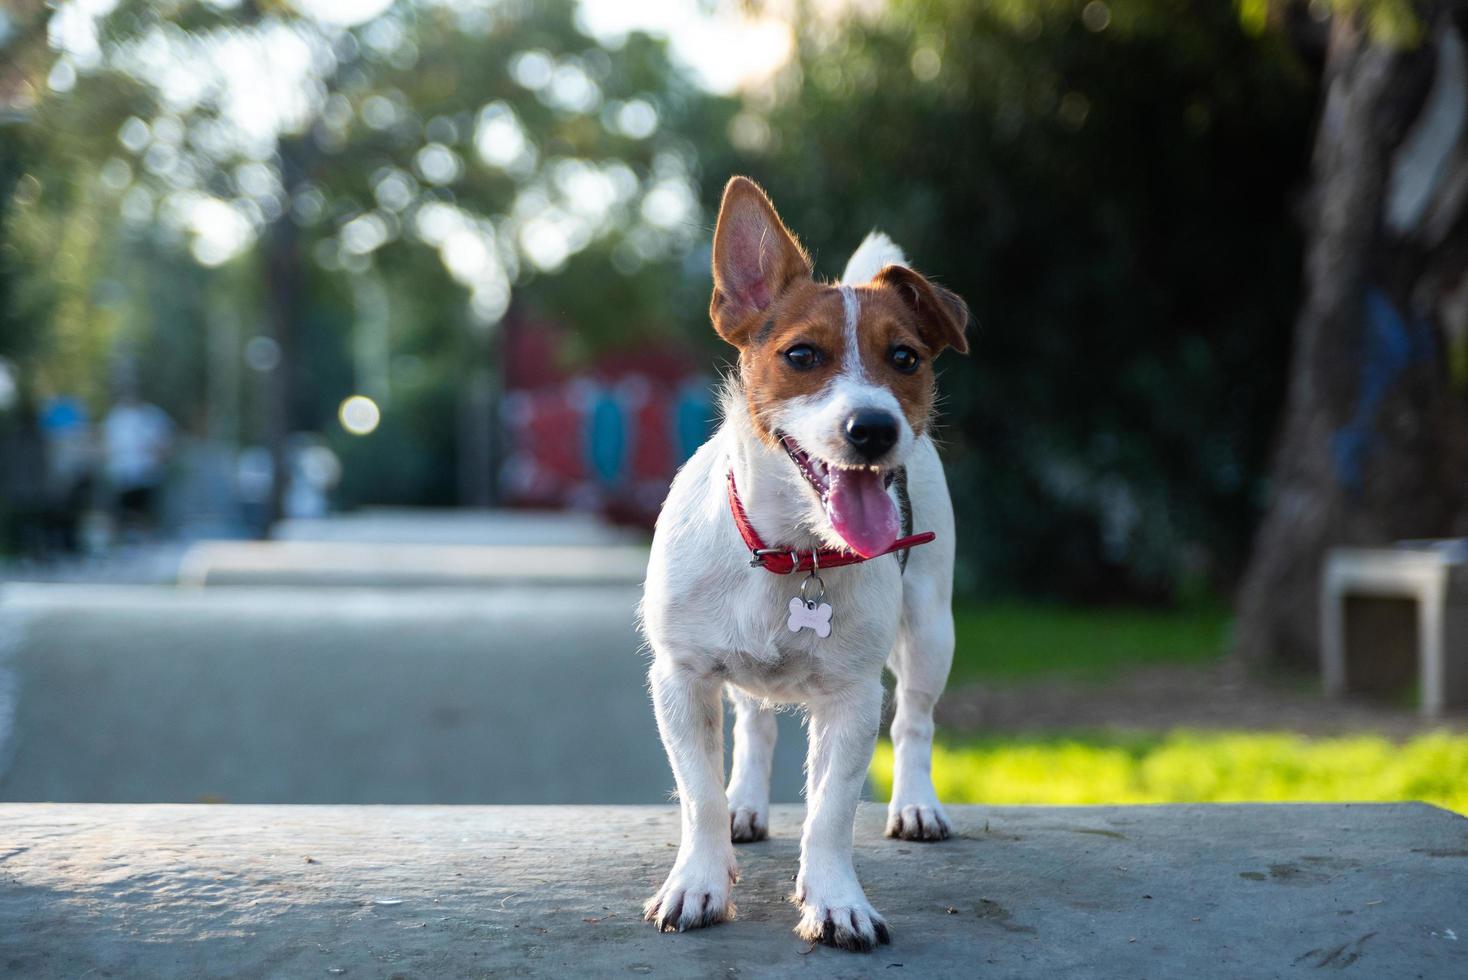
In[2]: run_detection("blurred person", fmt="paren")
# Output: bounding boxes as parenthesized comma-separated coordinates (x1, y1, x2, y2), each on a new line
(37, 394, 97, 553)
(235, 446, 274, 537)
(0, 396, 50, 556)
(102, 389, 174, 536)
(285, 433, 341, 519)
(234, 436, 341, 535)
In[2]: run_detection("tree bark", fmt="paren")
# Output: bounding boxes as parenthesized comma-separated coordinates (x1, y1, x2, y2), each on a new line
(261, 137, 311, 529)
(1236, 3, 1468, 671)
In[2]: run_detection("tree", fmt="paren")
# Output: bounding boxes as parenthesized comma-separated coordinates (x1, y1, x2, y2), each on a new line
(4, 0, 711, 515)
(1236, 1, 1468, 670)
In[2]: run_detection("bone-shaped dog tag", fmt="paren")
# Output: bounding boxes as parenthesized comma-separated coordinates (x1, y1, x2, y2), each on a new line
(786, 596, 833, 638)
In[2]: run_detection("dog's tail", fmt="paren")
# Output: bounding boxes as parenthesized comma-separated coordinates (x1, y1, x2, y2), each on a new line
(840, 231, 908, 284)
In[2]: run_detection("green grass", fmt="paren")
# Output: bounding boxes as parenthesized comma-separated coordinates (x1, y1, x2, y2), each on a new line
(905, 603, 1467, 813)
(871, 731, 1468, 815)
(949, 601, 1233, 685)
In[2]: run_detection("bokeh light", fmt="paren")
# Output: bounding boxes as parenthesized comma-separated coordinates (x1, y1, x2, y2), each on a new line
(338, 395, 381, 436)
(0, 357, 17, 412)
(289, 0, 395, 28)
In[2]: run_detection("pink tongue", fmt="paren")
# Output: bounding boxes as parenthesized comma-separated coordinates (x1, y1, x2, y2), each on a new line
(825, 467, 899, 558)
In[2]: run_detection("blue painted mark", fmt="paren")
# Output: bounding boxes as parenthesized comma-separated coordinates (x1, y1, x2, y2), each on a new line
(39, 396, 86, 433)
(674, 384, 715, 463)
(1332, 287, 1435, 493)
(586, 390, 627, 485)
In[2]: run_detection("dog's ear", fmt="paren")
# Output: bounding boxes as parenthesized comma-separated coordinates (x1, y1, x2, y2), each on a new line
(709, 176, 812, 348)
(872, 264, 970, 356)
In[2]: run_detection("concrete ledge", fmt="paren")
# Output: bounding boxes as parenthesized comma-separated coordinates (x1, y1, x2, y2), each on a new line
(272, 508, 647, 547)
(176, 540, 650, 588)
(2, 803, 1464, 978)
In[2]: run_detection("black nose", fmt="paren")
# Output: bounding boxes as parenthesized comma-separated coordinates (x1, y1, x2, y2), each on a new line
(844, 410, 899, 461)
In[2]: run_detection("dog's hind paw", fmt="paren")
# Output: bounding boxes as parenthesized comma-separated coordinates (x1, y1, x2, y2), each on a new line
(729, 806, 768, 843)
(885, 803, 952, 842)
(794, 900, 891, 953)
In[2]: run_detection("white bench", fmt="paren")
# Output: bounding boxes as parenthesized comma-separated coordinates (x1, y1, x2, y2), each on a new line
(1321, 542, 1468, 716)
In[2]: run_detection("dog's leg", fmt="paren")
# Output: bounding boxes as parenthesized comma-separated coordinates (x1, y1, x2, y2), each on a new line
(884, 580, 954, 841)
(794, 678, 890, 952)
(643, 657, 737, 932)
(726, 688, 777, 843)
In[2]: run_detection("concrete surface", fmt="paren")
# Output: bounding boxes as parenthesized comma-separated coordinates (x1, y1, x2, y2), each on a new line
(176, 540, 650, 588)
(272, 508, 647, 547)
(0, 540, 189, 586)
(1, 802, 1463, 978)
(0, 584, 808, 804)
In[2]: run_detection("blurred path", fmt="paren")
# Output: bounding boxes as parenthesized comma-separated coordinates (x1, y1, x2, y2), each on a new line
(0, 583, 809, 804)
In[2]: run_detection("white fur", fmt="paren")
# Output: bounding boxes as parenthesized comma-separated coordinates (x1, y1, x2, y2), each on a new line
(640, 231, 957, 951)
(841, 231, 907, 284)
(838, 284, 864, 380)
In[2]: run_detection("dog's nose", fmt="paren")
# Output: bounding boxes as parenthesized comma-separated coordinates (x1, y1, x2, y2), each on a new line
(844, 410, 899, 461)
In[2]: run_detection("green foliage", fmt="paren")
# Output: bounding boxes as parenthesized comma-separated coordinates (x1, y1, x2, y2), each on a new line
(4, 0, 1331, 569)
(1, 27, 154, 402)
(1246, 0, 1424, 47)
(0, 132, 42, 364)
(870, 730, 1468, 813)
(2, 0, 712, 505)
(949, 600, 1231, 684)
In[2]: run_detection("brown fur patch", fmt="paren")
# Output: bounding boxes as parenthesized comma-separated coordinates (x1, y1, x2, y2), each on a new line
(735, 282, 940, 444)
(737, 283, 847, 444)
(870, 265, 970, 355)
(853, 284, 938, 436)
(708, 176, 967, 449)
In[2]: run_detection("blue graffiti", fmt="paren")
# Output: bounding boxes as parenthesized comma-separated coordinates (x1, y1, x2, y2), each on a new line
(586, 391, 627, 485)
(1331, 287, 1435, 493)
(674, 384, 715, 464)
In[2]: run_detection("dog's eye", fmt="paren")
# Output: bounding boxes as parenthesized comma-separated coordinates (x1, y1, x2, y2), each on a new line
(890, 346, 921, 374)
(784, 344, 820, 370)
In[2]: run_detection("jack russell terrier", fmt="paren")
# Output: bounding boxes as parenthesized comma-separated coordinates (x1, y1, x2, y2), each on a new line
(639, 176, 969, 952)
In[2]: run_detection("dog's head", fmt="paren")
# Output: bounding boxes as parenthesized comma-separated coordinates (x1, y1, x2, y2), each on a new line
(710, 176, 969, 558)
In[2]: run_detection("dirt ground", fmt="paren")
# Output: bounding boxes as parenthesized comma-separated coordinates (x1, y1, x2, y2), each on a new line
(937, 661, 1468, 739)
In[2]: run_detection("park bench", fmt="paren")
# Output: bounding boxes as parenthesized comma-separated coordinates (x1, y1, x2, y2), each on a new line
(1321, 541, 1468, 716)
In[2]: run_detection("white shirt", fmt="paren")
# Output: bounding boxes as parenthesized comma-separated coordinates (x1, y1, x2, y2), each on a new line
(103, 402, 173, 490)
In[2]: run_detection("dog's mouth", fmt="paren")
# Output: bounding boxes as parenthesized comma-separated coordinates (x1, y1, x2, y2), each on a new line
(778, 433, 899, 559)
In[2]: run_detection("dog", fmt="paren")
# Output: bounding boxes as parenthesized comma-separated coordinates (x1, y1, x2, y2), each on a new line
(639, 176, 969, 952)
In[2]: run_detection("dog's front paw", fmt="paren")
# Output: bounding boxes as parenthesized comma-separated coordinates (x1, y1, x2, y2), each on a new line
(794, 895, 891, 952)
(729, 805, 768, 843)
(885, 801, 952, 842)
(643, 860, 736, 933)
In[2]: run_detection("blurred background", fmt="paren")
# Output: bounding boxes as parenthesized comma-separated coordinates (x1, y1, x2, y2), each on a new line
(0, 0, 1464, 810)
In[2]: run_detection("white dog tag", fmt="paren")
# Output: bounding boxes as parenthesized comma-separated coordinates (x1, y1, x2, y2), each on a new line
(787, 571, 832, 638)
(787, 596, 833, 638)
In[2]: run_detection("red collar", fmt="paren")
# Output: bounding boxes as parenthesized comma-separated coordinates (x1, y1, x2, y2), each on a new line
(726, 469, 936, 575)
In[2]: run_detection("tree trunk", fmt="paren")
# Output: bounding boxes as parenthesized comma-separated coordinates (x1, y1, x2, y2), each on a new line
(1236, 3, 1468, 672)
(261, 137, 310, 529)
(455, 324, 497, 509)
